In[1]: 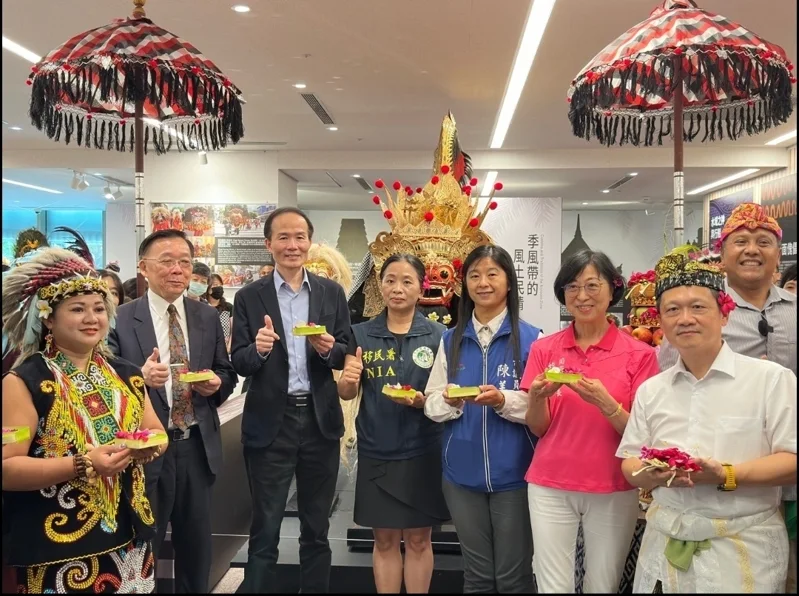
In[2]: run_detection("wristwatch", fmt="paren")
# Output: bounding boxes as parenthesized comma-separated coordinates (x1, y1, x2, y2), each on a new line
(717, 463, 737, 491)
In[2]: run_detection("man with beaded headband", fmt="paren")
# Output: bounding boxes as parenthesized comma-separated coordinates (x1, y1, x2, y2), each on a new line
(2, 247, 166, 593)
(348, 112, 502, 328)
(616, 248, 797, 593)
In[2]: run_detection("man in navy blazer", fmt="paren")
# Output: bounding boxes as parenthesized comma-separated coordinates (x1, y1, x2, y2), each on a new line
(109, 229, 237, 594)
(231, 207, 350, 593)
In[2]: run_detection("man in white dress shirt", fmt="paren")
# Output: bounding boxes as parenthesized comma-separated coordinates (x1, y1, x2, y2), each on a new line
(617, 249, 797, 593)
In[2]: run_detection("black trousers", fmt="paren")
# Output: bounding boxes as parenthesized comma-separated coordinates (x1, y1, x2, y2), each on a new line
(238, 403, 340, 594)
(149, 431, 215, 594)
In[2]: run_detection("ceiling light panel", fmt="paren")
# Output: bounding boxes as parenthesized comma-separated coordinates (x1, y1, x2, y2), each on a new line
(489, 0, 557, 149)
(2, 178, 63, 194)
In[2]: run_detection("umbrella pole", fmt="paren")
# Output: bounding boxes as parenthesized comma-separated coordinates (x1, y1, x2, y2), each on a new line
(134, 99, 146, 298)
(673, 60, 685, 247)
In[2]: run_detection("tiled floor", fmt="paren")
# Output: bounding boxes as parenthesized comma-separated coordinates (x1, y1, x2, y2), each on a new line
(211, 568, 244, 594)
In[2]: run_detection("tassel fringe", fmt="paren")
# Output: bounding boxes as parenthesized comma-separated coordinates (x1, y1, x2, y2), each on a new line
(568, 51, 794, 147)
(28, 61, 244, 154)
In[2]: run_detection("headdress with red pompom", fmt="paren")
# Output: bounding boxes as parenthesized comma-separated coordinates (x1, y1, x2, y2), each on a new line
(361, 112, 503, 314)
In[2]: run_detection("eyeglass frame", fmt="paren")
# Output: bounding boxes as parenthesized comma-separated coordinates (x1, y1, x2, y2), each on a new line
(562, 280, 606, 297)
(140, 257, 193, 270)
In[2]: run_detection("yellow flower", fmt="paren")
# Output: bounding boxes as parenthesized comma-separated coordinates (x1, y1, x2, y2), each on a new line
(442, 315, 452, 325)
(427, 312, 440, 322)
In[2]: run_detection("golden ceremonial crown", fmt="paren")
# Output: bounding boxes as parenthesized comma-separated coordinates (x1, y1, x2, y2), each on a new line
(366, 112, 503, 308)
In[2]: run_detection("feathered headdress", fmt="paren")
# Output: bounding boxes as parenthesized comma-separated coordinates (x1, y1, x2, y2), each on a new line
(51, 226, 95, 267)
(2, 248, 111, 359)
(13, 227, 49, 261)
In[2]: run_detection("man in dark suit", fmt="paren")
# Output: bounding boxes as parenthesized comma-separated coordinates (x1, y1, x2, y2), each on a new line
(109, 229, 237, 593)
(231, 207, 350, 593)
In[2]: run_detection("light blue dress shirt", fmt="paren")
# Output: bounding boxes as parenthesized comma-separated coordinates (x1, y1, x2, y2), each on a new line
(274, 268, 312, 394)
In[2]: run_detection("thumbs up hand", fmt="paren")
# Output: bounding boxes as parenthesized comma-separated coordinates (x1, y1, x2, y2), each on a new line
(142, 347, 170, 389)
(341, 347, 364, 385)
(256, 315, 280, 356)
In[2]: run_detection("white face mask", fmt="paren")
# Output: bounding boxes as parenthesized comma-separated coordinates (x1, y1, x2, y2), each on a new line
(188, 281, 208, 297)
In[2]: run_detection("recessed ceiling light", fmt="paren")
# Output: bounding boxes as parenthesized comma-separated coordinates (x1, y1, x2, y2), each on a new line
(582, 202, 589, 205)
(489, 0, 557, 149)
(352, 174, 361, 178)
(93, 172, 102, 176)
(327, 126, 338, 131)
(629, 172, 638, 176)
(2, 178, 63, 194)
(686, 169, 760, 196)
(231, 5, 251, 13)
(9, 126, 22, 131)
(601, 189, 610, 194)
(765, 130, 797, 146)
(293, 83, 307, 89)
(2, 36, 41, 63)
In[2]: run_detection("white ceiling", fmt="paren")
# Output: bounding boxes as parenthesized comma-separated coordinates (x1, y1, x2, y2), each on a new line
(1, 0, 797, 211)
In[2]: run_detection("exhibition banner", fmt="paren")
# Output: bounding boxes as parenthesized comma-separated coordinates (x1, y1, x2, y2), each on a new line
(483, 198, 562, 334)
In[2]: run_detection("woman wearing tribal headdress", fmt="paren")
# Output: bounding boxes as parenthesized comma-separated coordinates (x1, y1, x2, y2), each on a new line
(1, 247, 165, 593)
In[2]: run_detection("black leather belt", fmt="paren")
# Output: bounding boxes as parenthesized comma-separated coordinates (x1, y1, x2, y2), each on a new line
(287, 393, 311, 407)
(167, 426, 197, 442)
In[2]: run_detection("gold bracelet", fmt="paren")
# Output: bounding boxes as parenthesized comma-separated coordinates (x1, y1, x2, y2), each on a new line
(605, 402, 624, 419)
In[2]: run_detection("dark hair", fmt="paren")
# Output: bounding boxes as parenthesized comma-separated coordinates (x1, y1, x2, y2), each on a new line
(554, 249, 625, 308)
(379, 253, 426, 287)
(105, 262, 121, 273)
(447, 245, 524, 379)
(192, 261, 211, 278)
(263, 207, 314, 240)
(1, 263, 9, 273)
(780, 262, 797, 288)
(97, 269, 125, 304)
(122, 277, 138, 299)
(206, 273, 231, 308)
(138, 229, 194, 259)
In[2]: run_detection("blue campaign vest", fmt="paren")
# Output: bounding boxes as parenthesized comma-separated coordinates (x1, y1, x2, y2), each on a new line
(441, 316, 541, 492)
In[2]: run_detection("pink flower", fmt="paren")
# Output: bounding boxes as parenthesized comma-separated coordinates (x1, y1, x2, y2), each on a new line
(422, 276, 431, 290)
(718, 291, 736, 316)
(639, 445, 702, 472)
(613, 277, 624, 288)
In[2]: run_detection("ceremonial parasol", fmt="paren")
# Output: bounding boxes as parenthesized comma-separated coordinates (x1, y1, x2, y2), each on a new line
(567, 0, 795, 246)
(26, 0, 244, 294)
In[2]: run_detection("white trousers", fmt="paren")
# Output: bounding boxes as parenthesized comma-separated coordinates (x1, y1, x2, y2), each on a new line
(528, 484, 639, 593)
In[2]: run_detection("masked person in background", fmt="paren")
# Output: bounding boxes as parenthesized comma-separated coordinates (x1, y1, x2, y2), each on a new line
(188, 261, 211, 302)
(206, 274, 233, 353)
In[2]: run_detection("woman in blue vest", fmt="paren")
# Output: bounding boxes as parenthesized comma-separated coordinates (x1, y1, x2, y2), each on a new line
(424, 244, 541, 593)
(338, 253, 450, 594)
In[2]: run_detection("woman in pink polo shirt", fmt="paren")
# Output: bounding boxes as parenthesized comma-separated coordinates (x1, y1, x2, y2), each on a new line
(521, 249, 659, 593)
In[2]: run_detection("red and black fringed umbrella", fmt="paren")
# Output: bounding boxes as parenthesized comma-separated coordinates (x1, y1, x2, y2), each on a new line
(567, 0, 795, 245)
(26, 0, 244, 294)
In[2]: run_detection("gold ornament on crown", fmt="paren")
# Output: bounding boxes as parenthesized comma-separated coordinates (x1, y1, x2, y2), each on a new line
(365, 112, 503, 313)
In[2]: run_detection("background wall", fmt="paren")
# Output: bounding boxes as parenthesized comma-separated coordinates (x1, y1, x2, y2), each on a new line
(104, 203, 137, 279)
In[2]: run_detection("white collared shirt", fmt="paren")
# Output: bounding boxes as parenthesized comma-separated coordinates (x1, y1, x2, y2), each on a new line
(617, 342, 797, 519)
(148, 289, 190, 414)
(424, 309, 529, 424)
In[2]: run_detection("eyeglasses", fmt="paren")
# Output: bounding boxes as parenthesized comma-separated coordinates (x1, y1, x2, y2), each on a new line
(758, 312, 773, 337)
(142, 258, 193, 270)
(563, 281, 604, 297)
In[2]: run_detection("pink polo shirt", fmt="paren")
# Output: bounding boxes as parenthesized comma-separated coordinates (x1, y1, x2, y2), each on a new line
(520, 323, 659, 493)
